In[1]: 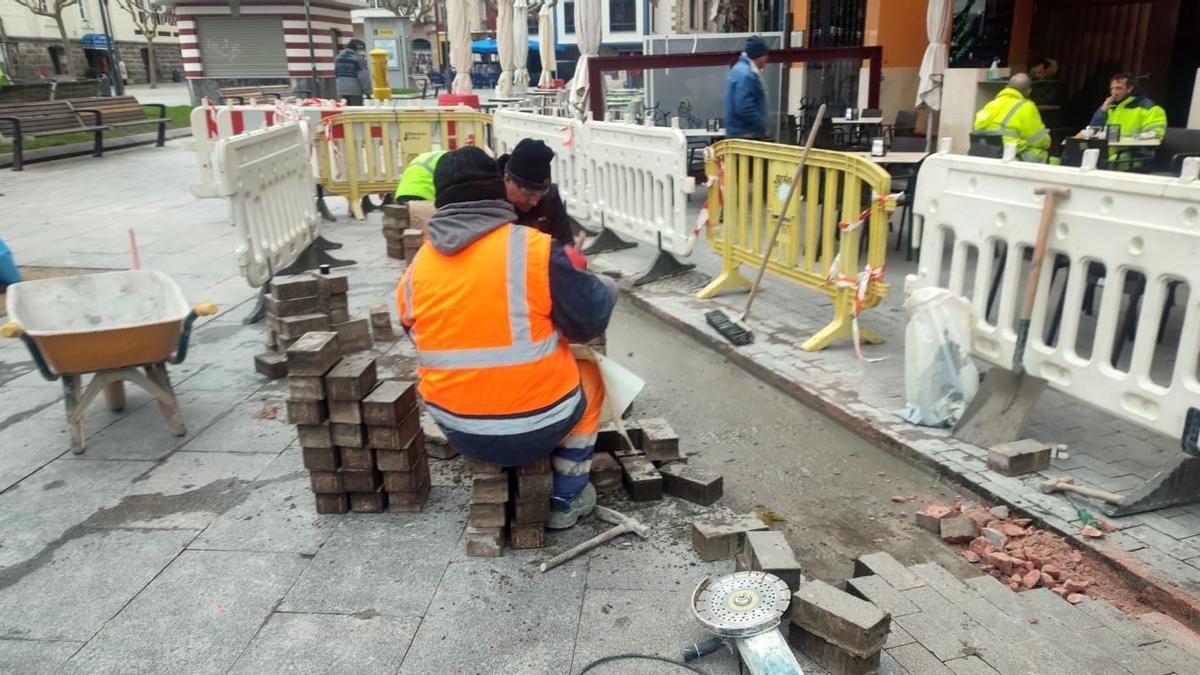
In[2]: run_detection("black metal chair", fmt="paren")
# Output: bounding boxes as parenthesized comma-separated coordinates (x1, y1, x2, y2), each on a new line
(1151, 127, 1200, 175)
(1061, 137, 1108, 168)
(968, 133, 1004, 158)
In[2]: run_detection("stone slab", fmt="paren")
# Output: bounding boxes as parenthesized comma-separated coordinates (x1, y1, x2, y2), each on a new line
(853, 551, 926, 591)
(0, 528, 197, 642)
(0, 638, 82, 674)
(846, 574, 920, 618)
(61, 550, 307, 673)
(178, 396, 295, 455)
(228, 612, 419, 674)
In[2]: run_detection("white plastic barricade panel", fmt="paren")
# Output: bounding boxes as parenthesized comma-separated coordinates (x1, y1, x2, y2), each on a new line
(216, 122, 317, 288)
(586, 121, 695, 257)
(911, 152, 1200, 440)
(493, 109, 589, 221)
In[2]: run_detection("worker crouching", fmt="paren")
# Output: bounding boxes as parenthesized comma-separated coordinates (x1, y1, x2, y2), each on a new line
(397, 146, 617, 529)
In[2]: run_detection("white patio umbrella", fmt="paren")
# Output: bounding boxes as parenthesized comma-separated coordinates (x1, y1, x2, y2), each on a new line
(513, 0, 530, 91)
(537, 1, 557, 88)
(447, 0, 472, 94)
(496, 0, 515, 97)
(567, 0, 601, 119)
(916, 0, 950, 151)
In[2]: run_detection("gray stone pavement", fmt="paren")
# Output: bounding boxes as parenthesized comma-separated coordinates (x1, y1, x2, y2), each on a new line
(585, 189, 1200, 622)
(2, 141, 1198, 672)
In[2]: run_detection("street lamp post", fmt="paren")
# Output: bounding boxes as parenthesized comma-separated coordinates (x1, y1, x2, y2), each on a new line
(98, 0, 124, 95)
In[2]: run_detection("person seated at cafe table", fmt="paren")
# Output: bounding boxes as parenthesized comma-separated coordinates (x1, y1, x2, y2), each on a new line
(1087, 72, 1166, 170)
(973, 74, 1052, 163)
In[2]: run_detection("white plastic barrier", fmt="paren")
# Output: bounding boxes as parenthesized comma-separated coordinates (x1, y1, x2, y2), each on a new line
(493, 109, 589, 221)
(910, 150, 1200, 440)
(215, 122, 317, 288)
(586, 120, 695, 256)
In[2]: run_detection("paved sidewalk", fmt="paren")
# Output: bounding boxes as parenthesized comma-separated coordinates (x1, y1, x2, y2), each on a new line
(586, 191, 1200, 625)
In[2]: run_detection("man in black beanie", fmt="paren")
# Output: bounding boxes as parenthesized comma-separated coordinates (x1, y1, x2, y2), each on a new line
(498, 138, 584, 248)
(398, 146, 618, 528)
(724, 35, 769, 140)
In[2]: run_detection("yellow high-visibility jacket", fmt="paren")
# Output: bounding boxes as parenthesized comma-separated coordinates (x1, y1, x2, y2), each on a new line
(973, 88, 1051, 163)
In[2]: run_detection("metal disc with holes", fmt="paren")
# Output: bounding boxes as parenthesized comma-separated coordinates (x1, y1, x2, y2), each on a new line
(691, 571, 792, 639)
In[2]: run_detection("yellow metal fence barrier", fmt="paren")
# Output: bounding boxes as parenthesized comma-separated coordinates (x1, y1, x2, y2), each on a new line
(699, 140, 896, 352)
(314, 110, 493, 220)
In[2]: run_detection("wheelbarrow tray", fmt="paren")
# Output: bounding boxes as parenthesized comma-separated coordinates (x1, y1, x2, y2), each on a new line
(6, 270, 190, 376)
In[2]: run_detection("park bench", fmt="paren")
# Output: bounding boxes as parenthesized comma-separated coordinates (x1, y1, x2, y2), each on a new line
(0, 100, 104, 171)
(68, 96, 169, 148)
(218, 85, 310, 104)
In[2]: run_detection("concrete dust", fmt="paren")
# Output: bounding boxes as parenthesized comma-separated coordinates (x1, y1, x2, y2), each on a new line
(607, 301, 977, 584)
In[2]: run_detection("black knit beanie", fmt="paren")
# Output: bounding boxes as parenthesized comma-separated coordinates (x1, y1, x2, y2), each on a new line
(434, 146, 505, 207)
(504, 138, 554, 190)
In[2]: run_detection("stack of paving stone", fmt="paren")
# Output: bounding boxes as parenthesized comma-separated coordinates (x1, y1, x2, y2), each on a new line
(463, 456, 551, 556)
(789, 579, 891, 675)
(286, 336, 428, 514)
(590, 417, 724, 504)
(381, 204, 425, 262)
(254, 271, 374, 379)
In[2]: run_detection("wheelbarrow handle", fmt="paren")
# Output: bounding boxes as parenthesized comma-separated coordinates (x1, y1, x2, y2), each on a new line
(169, 302, 219, 365)
(3, 321, 59, 381)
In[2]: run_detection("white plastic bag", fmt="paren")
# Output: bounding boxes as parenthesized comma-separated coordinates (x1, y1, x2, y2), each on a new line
(896, 287, 979, 427)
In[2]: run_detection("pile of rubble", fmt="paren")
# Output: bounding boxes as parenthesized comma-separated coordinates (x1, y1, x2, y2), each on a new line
(917, 499, 1109, 603)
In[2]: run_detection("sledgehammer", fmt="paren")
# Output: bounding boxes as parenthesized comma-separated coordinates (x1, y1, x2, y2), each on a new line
(1041, 477, 1125, 506)
(539, 506, 649, 573)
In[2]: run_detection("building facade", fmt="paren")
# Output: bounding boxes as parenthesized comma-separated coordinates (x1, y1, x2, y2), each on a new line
(0, 0, 183, 83)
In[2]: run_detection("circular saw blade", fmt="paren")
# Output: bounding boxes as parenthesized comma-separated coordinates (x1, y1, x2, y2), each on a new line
(691, 571, 791, 638)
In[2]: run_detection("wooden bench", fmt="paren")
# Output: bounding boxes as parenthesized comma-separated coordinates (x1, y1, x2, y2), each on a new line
(68, 96, 169, 147)
(0, 100, 105, 171)
(219, 85, 309, 104)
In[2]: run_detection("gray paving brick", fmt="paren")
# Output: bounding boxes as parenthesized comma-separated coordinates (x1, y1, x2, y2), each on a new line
(1122, 525, 1200, 561)
(228, 613, 418, 674)
(1130, 547, 1200, 586)
(0, 639, 82, 674)
(854, 552, 926, 591)
(1142, 641, 1200, 675)
(846, 575, 921, 617)
(1076, 599, 1165, 647)
(885, 622, 917, 649)
(945, 655, 1000, 675)
(1015, 588, 1099, 633)
(1083, 626, 1172, 675)
(907, 563, 975, 605)
(886, 643, 954, 675)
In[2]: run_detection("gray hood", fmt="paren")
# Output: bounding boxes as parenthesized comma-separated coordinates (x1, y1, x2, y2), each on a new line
(427, 200, 517, 255)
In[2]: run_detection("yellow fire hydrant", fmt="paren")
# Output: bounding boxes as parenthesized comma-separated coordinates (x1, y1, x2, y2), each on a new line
(369, 49, 391, 101)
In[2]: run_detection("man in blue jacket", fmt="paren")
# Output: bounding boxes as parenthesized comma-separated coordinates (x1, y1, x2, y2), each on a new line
(724, 36, 769, 140)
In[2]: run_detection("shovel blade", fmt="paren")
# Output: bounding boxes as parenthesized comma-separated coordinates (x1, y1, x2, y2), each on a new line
(953, 369, 1048, 447)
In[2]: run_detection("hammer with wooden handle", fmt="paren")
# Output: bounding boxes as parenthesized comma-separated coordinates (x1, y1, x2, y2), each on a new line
(539, 505, 650, 573)
(1040, 477, 1126, 506)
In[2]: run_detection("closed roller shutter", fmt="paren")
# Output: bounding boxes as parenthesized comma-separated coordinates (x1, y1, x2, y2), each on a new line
(196, 16, 287, 77)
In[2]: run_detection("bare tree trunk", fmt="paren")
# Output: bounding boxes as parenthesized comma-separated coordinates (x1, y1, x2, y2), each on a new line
(147, 38, 158, 88)
(53, 14, 72, 76)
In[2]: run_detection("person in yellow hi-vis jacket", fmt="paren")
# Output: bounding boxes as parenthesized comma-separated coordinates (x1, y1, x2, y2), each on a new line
(1089, 72, 1167, 170)
(973, 74, 1051, 163)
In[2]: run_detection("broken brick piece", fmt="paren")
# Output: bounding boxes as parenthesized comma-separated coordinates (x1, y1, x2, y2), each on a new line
(915, 504, 956, 533)
(1021, 569, 1041, 589)
(1067, 593, 1085, 604)
(659, 463, 723, 506)
(691, 514, 768, 562)
(940, 516, 980, 544)
(962, 550, 981, 563)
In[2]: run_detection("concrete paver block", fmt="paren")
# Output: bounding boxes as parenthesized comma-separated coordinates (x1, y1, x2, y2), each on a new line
(382, 462, 430, 493)
(309, 471, 342, 494)
(510, 524, 546, 549)
(287, 376, 325, 401)
(638, 417, 680, 463)
(465, 526, 504, 557)
(324, 355, 377, 401)
(361, 380, 417, 426)
(271, 274, 320, 300)
(340, 469, 381, 493)
(310, 271, 349, 295)
(369, 304, 395, 341)
(788, 623, 882, 675)
(367, 409, 420, 450)
(853, 552, 926, 591)
(618, 453, 663, 501)
(349, 489, 387, 513)
(589, 451, 623, 493)
(847, 575, 920, 619)
(332, 319, 373, 355)
(278, 313, 332, 341)
(468, 502, 506, 528)
(284, 332, 340, 376)
(297, 423, 332, 449)
(513, 498, 550, 524)
(328, 400, 362, 425)
(420, 413, 457, 459)
(387, 481, 431, 512)
(987, 439, 1052, 476)
(314, 493, 349, 514)
(302, 447, 339, 472)
(338, 446, 375, 470)
(286, 399, 327, 425)
(659, 462, 723, 505)
(264, 294, 321, 318)
(330, 423, 365, 448)
(375, 441, 424, 472)
(691, 513, 768, 561)
(516, 472, 553, 500)
(254, 352, 287, 379)
(741, 530, 803, 593)
(471, 474, 509, 504)
(791, 579, 889, 658)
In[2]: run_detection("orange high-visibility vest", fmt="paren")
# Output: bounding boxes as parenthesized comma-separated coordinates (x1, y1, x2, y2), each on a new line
(398, 223, 581, 434)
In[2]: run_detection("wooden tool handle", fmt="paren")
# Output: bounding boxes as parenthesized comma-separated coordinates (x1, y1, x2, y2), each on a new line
(1021, 187, 1070, 321)
(1061, 481, 1126, 506)
(539, 524, 628, 572)
(742, 104, 826, 320)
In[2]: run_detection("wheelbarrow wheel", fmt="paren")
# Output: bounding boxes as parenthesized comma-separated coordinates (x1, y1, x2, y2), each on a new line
(103, 381, 126, 412)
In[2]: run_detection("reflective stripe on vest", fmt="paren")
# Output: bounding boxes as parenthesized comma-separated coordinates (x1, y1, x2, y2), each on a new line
(998, 98, 1029, 137)
(410, 154, 438, 172)
(403, 225, 561, 369)
(426, 387, 582, 435)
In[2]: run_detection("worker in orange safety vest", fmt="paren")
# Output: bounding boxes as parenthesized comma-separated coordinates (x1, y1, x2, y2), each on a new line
(398, 146, 617, 528)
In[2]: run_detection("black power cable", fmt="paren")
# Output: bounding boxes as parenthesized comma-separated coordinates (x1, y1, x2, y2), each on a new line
(578, 653, 708, 674)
